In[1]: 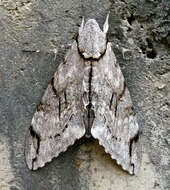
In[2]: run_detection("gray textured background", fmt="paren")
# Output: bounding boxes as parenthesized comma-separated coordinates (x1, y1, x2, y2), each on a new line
(0, 0, 170, 189)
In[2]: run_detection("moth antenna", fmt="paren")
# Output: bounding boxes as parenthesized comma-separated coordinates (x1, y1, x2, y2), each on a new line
(79, 17, 84, 34)
(103, 13, 109, 34)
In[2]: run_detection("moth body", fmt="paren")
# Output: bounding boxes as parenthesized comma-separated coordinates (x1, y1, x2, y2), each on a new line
(25, 14, 142, 175)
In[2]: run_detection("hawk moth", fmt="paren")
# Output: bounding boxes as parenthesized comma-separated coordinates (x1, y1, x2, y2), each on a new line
(25, 14, 142, 175)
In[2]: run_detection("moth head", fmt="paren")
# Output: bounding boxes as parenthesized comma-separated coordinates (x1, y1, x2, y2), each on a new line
(78, 14, 109, 59)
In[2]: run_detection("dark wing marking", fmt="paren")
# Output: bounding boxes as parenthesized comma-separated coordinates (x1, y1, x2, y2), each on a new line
(25, 41, 86, 170)
(91, 43, 142, 174)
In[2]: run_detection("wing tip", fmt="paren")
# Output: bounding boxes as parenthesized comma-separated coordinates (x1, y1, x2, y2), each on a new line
(93, 136, 141, 175)
(26, 135, 82, 170)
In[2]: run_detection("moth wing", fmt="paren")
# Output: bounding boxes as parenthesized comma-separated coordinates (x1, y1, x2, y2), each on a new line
(25, 41, 86, 170)
(91, 43, 142, 174)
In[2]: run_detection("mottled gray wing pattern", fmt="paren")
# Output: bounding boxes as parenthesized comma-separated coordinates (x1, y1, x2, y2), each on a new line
(25, 41, 86, 170)
(91, 43, 141, 174)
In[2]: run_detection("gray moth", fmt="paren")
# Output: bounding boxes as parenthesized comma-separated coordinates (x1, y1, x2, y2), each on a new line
(25, 14, 142, 175)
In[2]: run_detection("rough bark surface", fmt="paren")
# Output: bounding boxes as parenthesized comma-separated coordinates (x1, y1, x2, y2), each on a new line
(0, 0, 170, 189)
